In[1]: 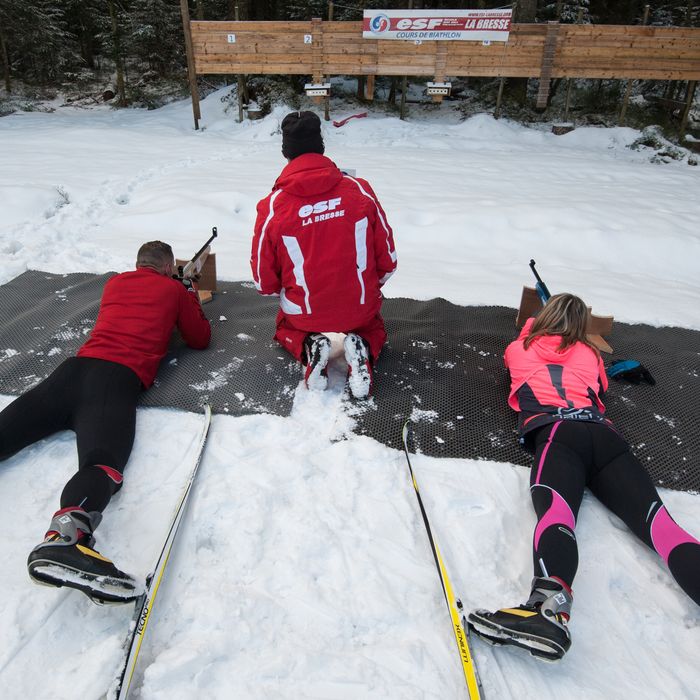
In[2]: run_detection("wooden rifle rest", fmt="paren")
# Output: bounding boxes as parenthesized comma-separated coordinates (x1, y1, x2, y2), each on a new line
(516, 286, 614, 354)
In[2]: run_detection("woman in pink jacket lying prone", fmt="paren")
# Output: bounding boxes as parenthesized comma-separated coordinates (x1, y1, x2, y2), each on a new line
(467, 293, 700, 661)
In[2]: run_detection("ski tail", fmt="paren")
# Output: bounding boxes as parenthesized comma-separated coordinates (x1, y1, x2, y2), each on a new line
(401, 420, 483, 700)
(111, 405, 213, 700)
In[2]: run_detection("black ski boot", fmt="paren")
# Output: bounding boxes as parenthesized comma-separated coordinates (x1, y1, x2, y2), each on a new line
(303, 333, 331, 390)
(27, 507, 140, 605)
(467, 576, 573, 661)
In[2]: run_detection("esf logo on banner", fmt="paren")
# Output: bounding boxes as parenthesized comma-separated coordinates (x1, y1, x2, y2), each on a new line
(369, 13, 390, 34)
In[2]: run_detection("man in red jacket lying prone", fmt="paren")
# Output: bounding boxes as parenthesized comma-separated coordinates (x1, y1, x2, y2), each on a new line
(251, 111, 397, 399)
(0, 241, 211, 603)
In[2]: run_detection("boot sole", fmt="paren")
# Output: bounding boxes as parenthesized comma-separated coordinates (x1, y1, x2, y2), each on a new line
(344, 335, 371, 399)
(28, 559, 140, 605)
(467, 612, 568, 661)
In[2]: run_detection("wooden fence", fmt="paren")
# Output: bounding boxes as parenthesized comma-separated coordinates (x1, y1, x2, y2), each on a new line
(181, 14, 700, 128)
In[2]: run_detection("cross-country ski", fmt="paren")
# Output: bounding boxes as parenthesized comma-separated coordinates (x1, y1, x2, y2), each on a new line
(111, 405, 212, 700)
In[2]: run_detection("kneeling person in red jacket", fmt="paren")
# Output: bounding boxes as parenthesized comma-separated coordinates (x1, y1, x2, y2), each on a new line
(251, 111, 397, 399)
(0, 241, 211, 603)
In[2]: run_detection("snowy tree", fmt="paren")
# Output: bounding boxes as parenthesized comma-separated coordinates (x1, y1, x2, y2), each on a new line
(0, 0, 75, 85)
(559, 0, 591, 23)
(126, 0, 184, 78)
(282, 0, 329, 21)
(61, 0, 104, 70)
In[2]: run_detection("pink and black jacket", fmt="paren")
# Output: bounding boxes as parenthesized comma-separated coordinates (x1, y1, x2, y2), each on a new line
(504, 318, 612, 446)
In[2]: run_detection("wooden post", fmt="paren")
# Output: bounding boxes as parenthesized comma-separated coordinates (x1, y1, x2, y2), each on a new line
(233, 4, 244, 124)
(233, 4, 249, 124)
(365, 74, 376, 101)
(180, 0, 201, 129)
(494, 77, 506, 119)
(431, 42, 448, 103)
(325, 1, 334, 121)
(400, 0, 413, 120)
(619, 5, 650, 125)
(680, 1, 694, 137)
(562, 6, 588, 124)
(311, 17, 325, 107)
(536, 21, 560, 110)
(680, 80, 697, 138)
(400, 75, 408, 120)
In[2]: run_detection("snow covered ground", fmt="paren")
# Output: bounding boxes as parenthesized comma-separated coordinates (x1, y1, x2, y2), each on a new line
(1, 90, 698, 700)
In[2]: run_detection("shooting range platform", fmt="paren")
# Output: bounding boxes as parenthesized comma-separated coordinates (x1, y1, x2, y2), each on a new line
(1, 270, 698, 493)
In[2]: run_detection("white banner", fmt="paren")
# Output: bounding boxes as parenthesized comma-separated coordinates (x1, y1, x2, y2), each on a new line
(363, 9, 512, 42)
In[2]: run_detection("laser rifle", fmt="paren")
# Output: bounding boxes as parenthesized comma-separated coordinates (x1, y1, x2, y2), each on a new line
(178, 227, 218, 281)
(529, 259, 551, 304)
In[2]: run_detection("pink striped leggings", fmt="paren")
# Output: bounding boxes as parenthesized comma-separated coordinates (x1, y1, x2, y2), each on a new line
(529, 420, 700, 605)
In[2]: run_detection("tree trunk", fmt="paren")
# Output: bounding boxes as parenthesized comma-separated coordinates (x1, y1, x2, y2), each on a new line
(0, 20, 11, 93)
(509, 0, 538, 105)
(517, 0, 538, 22)
(196, 0, 204, 20)
(80, 32, 96, 70)
(626, 0, 637, 24)
(107, 0, 127, 107)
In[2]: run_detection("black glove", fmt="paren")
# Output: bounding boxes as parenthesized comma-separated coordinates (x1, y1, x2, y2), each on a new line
(606, 360, 656, 385)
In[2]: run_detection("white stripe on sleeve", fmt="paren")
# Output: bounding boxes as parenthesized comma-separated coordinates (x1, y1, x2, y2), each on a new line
(254, 189, 282, 291)
(344, 175, 396, 263)
(281, 235, 311, 314)
(354, 217, 368, 305)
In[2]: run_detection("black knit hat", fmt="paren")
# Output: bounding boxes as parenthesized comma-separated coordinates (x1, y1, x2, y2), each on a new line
(281, 111, 325, 160)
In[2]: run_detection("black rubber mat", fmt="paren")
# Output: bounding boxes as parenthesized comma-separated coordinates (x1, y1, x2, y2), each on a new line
(0, 270, 299, 417)
(0, 271, 698, 493)
(362, 298, 700, 493)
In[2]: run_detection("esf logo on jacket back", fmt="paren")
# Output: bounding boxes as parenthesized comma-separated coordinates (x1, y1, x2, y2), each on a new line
(298, 198, 346, 226)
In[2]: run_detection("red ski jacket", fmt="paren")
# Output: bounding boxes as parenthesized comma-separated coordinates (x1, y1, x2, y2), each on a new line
(251, 153, 397, 332)
(504, 317, 609, 439)
(77, 267, 211, 387)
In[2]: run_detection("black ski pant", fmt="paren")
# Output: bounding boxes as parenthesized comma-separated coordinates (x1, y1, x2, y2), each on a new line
(0, 357, 141, 515)
(530, 420, 700, 605)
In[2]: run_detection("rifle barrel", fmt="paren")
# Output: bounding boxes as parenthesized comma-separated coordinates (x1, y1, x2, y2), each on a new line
(189, 227, 218, 264)
(529, 259, 545, 286)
